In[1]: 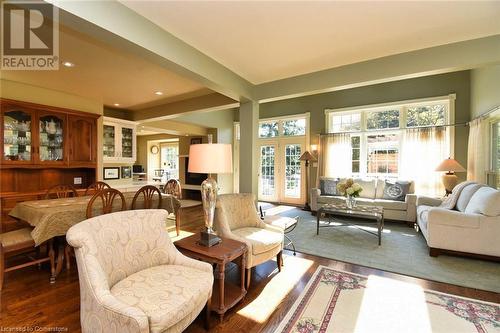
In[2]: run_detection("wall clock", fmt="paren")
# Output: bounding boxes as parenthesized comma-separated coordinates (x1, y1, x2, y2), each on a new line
(150, 145, 159, 154)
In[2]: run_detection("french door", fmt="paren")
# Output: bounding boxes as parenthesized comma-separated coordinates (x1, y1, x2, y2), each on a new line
(258, 139, 305, 204)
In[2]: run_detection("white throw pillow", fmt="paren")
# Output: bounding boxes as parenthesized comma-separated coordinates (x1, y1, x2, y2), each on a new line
(353, 178, 377, 199)
(464, 187, 500, 216)
(456, 183, 483, 212)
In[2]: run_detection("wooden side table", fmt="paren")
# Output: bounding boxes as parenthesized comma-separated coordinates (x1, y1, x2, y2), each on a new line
(174, 234, 247, 323)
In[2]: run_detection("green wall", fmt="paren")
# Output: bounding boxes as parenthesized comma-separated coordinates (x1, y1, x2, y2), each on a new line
(471, 65, 500, 118)
(258, 70, 471, 184)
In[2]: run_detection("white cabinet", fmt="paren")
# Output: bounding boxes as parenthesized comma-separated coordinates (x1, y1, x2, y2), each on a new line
(103, 117, 137, 163)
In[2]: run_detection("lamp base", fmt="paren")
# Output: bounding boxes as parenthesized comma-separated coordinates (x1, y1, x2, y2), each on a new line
(199, 229, 221, 247)
(442, 173, 458, 196)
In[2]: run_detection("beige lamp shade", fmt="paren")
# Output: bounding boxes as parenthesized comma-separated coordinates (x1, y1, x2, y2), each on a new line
(299, 151, 317, 162)
(188, 143, 233, 174)
(435, 158, 466, 173)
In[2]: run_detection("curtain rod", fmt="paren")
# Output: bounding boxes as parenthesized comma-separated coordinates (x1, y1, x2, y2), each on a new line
(319, 122, 467, 136)
(469, 105, 500, 123)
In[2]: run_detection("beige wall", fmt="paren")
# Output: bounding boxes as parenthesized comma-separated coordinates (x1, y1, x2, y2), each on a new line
(471, 64, 500, 118)
(258, 71, 472, 188)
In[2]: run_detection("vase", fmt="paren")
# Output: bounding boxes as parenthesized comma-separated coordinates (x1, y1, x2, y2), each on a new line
(345, 195, 356, 209)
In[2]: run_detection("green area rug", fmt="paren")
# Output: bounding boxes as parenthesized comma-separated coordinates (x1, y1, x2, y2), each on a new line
(271, 207, 500, 293)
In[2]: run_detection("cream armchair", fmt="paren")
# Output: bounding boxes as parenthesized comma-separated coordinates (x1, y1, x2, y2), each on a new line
(66, 209, 213, 333)
(214, 193, 284, 289)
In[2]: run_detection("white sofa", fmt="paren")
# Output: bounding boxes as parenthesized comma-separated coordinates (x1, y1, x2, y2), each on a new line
(311, 177, 417, 223)
(67, 210, 214, 333)
(417, 183, 500, 258)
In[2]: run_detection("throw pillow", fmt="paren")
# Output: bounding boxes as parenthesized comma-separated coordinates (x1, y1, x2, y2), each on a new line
(382, 180, 411, 202)
(320, 178, 339, 196)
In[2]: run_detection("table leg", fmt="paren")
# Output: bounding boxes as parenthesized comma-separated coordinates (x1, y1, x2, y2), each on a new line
(240, 252, 246, 294)
(217, 263, 225, 314)
(316, 211, 320, 235)
(378, 216, 382, 246)
(54, 238, 65, 280)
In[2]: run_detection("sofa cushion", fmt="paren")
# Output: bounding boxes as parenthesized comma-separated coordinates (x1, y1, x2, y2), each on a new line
(110, 264, 213, 333)
(232, 227, 283, 255)
(464, 187, 500, 217)
(376, 180, 414, 198)
(382, 180, 411, 202)
(352, 178, 377, 199)
(318, 195, 374, 205)
(456, 183, 483, 212)
(373, 199, 408, 211)
(319, 177, 339, 196)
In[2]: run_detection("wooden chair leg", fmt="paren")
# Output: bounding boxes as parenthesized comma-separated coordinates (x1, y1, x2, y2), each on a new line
(277, 251, 283, 272)
(175, 213, 181, 236)
(245, 268, 251, 290)
(65, 244, 71, 270)
(0, 246, 4, 291)
(49, 239, 56, 283)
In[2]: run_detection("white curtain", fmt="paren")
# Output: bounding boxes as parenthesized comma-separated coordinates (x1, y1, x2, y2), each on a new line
(467, 118, 489, 183)
(317, 133, 351, 184)
(401, 127, 448, 196)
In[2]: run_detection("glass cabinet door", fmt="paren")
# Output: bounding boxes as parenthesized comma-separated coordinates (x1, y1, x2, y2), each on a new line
(122, 127, 133, 158)
(39, 114, 64, 162)
(3, 110, 33, 162)
(103, 125, 116, 158)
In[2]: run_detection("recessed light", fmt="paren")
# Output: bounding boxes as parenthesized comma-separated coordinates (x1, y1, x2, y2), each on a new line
(154, 91, 163, 96)
(113, 103, 120, 107)
(62, 61, 75, 67)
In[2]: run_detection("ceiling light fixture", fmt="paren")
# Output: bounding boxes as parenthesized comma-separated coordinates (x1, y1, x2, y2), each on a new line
(113, 103, 120, 107)
(62, 61, 75, 67)
(154, 91, 163, 95)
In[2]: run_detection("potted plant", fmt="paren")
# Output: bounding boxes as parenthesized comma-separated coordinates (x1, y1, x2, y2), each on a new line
(337, 178, 363, 208)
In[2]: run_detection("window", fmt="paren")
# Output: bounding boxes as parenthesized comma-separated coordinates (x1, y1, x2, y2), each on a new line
(406, 104, 446, 127)
(366, 110, 399, 130)
(283, 119, 306, 136)
(351, 136, 361, 173)
(325, 97, 451, 179)
(259, 121, 279, 138)
(160, 143, 179, 179)
(330, 112, 361, 132)
(366, 134, 399, 176)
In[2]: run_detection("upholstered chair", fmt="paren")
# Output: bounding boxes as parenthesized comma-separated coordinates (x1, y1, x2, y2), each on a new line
(214, 193, 284, 289)
(66, 209, 213, 333)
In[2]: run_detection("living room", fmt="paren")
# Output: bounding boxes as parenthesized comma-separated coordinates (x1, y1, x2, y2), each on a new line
(0, 1, 499, 333)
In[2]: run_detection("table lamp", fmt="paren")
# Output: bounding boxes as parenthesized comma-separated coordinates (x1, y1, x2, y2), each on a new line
(299, 151, 317, 211)
(435, 157, 466, 196)
(188, 135, 233, 246)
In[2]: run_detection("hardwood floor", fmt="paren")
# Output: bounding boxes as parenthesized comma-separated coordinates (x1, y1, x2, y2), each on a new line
(1, 206, 499, 332)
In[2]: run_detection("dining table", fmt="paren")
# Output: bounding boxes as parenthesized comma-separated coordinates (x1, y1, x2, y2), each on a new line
(9, 191, 181, 279)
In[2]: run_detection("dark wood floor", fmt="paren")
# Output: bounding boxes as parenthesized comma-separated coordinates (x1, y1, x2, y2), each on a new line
(1, 206, 499, 332)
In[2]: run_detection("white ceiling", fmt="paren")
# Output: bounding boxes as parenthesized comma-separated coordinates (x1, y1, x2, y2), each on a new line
(2, 25, 212, 110)
(121, 0, 500, 84)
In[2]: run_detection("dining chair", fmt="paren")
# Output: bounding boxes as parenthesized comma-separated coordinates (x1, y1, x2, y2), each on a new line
(86, 188, 126, 218)
(131, 185, 162, 210)
(66, 188, 127, 270)
(44, 185, 78, 199)
(84, 181, 110, 196)
(164, 178, 182, 199)
(1, 230, 55, 291)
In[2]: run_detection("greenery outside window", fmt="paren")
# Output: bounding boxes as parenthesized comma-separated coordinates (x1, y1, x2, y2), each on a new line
(259, 122, 279, 138)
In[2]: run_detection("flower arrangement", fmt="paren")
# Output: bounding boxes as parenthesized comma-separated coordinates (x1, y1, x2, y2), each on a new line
(336, 178, 363, 197)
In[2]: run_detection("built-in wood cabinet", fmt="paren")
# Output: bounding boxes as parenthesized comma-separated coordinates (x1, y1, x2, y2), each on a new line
(1, 98, 99, 168)
(103, 117, 137, 164)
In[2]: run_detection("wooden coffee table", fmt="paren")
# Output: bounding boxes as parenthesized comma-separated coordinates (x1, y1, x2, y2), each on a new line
(174, 234, 247, 323)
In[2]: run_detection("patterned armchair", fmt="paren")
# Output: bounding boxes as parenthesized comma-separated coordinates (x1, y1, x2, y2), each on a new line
(214, 193, 284, 289)
(66, 210, 213, 333)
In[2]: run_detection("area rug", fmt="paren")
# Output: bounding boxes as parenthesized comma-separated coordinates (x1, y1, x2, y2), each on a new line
(274, 266, 500, 333)
(265, 207, 500, 293)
